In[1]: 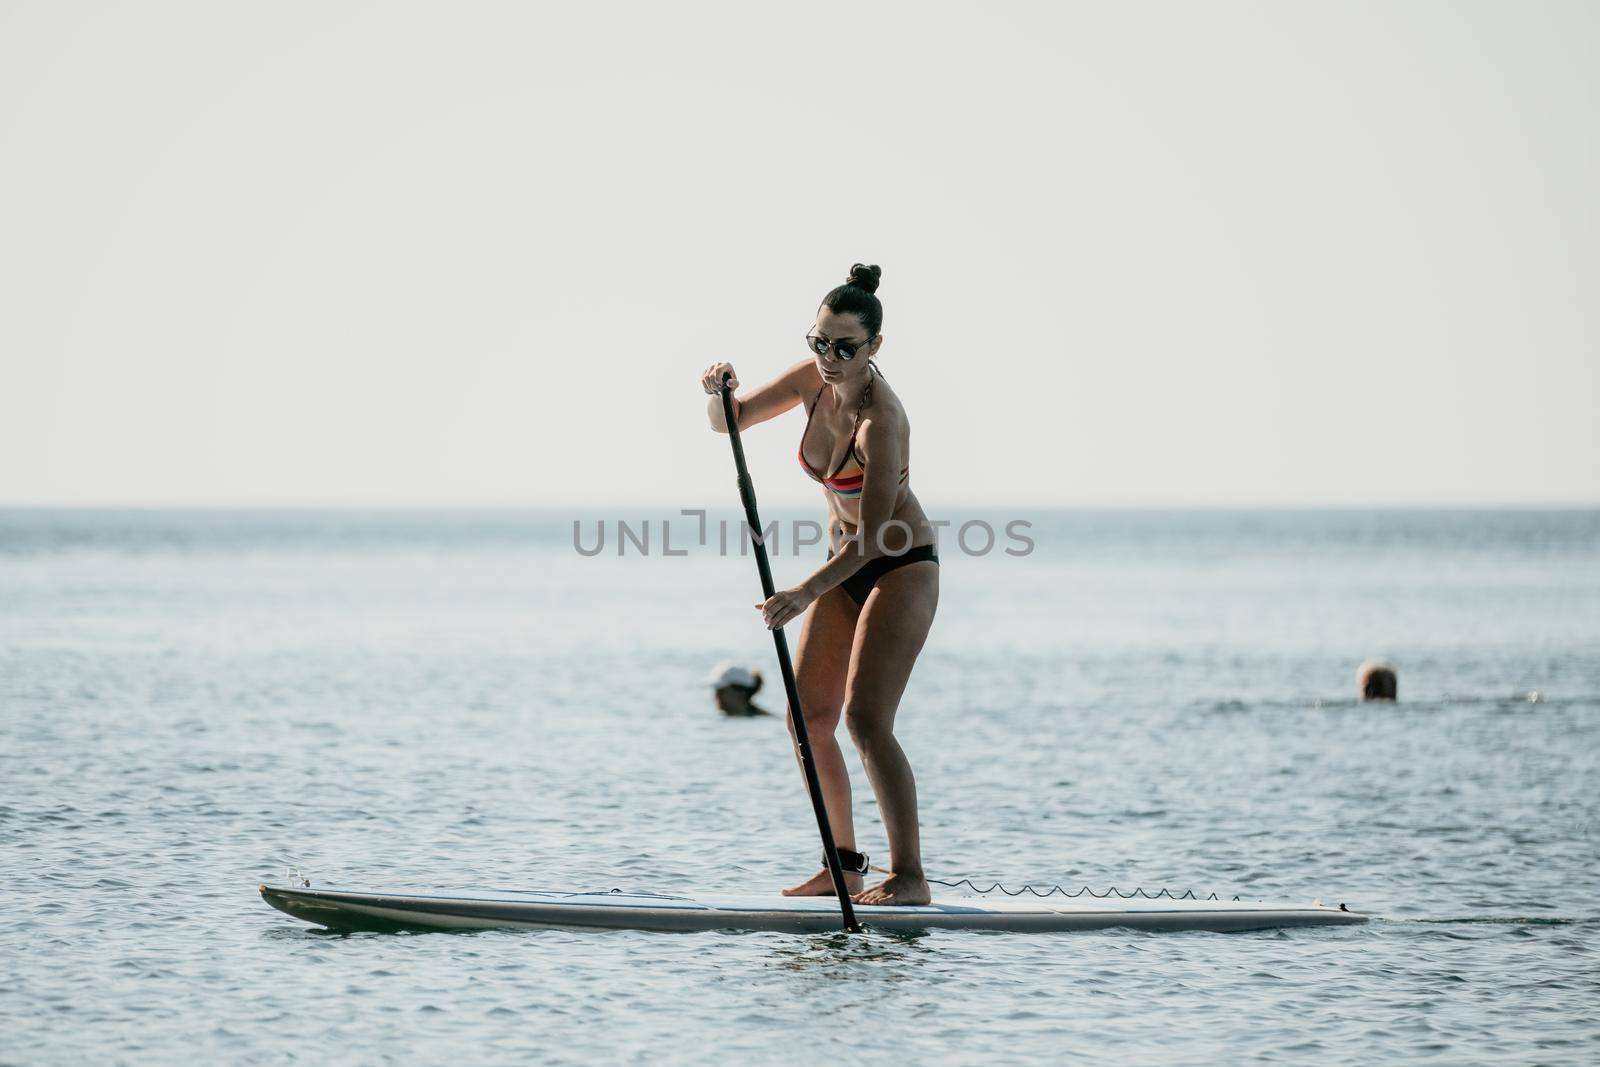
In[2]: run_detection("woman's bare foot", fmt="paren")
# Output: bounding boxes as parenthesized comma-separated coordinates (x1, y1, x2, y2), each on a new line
(852, 872, 931, 906)
(781, 868, 864, 897)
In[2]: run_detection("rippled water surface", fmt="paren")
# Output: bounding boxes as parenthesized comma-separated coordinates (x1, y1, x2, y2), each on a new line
(3, 508, 1597, 1064)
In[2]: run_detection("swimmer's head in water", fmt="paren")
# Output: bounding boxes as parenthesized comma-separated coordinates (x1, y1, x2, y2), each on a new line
(1357, 659, 1398, 701)
(705, 662, 765, 716)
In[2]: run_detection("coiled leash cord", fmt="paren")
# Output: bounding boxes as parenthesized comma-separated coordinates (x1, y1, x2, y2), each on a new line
(837, 849, 1240, 902)
(924, 876, 1240, 902)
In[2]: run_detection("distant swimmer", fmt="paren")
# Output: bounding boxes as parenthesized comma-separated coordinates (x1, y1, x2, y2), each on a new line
(1358, 659, 1398, 702)
(706, 662, 772, 717)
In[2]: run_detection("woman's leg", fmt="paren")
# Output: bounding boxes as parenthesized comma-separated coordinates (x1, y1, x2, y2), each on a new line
(781, 583, 863, 896)
(842, 559, 939, 906)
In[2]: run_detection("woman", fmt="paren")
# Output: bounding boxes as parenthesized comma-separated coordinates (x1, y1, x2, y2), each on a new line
(700, 263, 939, 907)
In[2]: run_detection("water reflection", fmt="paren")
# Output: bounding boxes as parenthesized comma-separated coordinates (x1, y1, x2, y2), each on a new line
(765, 928, 933, 978)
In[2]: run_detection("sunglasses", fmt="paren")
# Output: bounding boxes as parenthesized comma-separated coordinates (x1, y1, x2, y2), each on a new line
(805, 329, 874, 362)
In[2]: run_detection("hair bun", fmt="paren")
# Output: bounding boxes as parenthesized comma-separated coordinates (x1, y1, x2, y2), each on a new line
(845, 263, 881, 295)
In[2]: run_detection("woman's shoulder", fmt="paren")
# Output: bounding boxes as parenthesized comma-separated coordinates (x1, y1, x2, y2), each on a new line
(855, 393, 909, 461)
(864, 366, 908, 427)
(788, 358, 825, 405)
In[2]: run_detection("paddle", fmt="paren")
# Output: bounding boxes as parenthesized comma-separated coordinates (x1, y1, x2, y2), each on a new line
(716, 372, 861, 933)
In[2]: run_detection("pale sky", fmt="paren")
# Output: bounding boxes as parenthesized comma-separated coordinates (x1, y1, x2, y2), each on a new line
(2, 0, 1595, 507)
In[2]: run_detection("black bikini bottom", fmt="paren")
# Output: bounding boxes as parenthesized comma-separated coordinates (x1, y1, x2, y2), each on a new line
(827, 543, 939, 607)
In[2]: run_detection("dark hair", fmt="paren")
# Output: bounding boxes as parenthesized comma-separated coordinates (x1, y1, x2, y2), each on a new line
(1361, 665, 1397, 701)
(820, 262, 883, 338)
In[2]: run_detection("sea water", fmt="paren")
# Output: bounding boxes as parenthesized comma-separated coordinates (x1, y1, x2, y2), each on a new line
(2, 508, 1596, 1064)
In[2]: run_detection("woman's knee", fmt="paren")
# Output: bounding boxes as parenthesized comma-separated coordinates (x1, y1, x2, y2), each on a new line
(788, 689, 841, 733)
(843, 702, 893, 749)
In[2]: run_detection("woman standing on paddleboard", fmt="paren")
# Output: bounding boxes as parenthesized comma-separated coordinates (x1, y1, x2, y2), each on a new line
(700, 263, 939, 907)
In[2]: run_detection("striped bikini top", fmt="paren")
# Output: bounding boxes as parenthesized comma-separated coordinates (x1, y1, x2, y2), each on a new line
(797, 365, 909, 498)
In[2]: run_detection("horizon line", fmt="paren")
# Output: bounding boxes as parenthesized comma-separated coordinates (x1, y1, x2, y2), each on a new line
(2, 500, 1597, 512)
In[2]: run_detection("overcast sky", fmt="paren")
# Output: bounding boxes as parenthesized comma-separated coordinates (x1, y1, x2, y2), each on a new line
(2, 1, 1595, 507)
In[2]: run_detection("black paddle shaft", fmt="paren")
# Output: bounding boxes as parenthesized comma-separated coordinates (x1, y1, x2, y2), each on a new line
(717, 374, 860, 933)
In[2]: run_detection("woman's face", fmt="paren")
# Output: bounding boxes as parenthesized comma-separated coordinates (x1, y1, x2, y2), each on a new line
(810, 308, 878, 385)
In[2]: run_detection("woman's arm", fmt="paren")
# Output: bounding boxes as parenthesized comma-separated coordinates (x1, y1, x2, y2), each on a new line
(703, 358, 815, 433)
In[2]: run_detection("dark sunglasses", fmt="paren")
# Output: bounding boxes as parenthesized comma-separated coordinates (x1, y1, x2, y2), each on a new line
(805, 330, 874, 362)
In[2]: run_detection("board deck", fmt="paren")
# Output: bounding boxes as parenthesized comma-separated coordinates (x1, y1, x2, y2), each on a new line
(259, 883, 1367, 934)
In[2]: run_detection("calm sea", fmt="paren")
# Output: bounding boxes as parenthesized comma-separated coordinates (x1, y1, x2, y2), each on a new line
(2, 508, 1597, 1064)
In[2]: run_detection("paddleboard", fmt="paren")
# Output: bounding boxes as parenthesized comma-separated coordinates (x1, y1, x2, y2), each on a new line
(259, 883, 1366, 934)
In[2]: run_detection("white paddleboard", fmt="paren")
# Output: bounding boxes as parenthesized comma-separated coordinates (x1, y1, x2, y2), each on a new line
(259, 883, 1366, 934)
